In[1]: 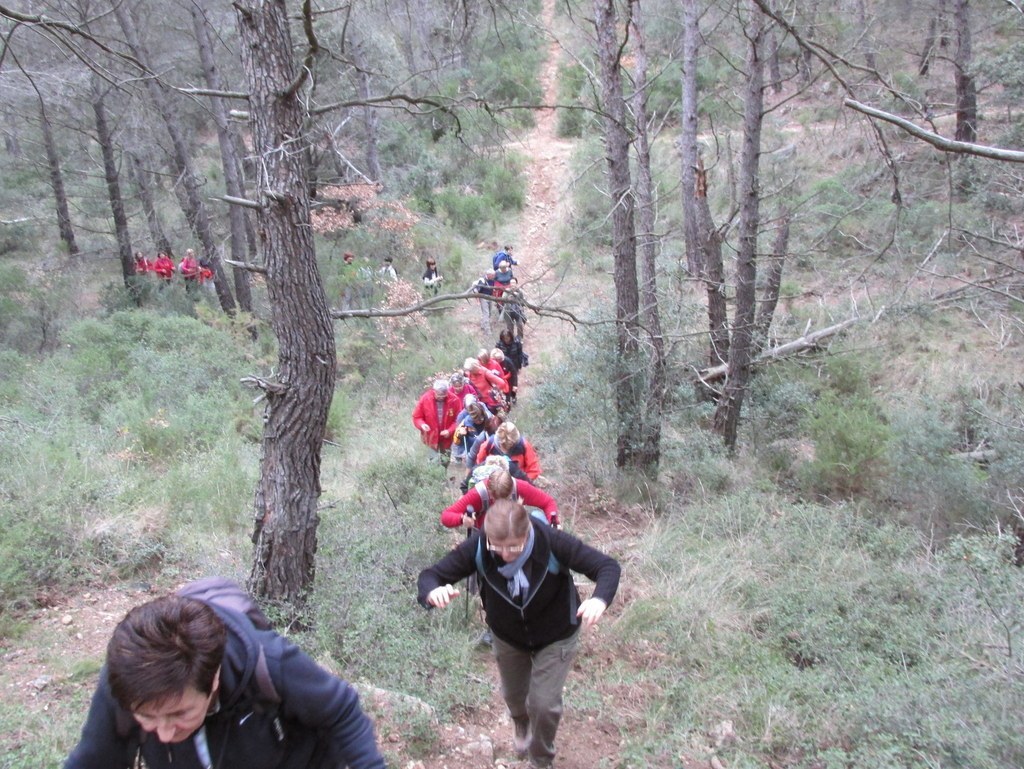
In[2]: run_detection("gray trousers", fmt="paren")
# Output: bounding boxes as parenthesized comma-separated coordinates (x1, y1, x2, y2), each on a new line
(492, 628, 580, 767)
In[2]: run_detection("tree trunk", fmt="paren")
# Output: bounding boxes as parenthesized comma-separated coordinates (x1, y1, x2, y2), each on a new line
(699, 157, 729, 368)
(594, 0, 642, 469)
(351, 36, 382, 183)
(91, 79, 138, 304)
(630, 1, 665, 471)
(680, 0, 704, 278)
(856, 0, 877, 71)
(235, 0, 337, 606)
(753, 211, 789, 354)
(767, 25, 783, 94)
(128, 152, 174, 258)
(113, 0, 237, 316)
(713, 3, 766, 451)
(38, 100, 79, 257)
(953, 0, 976, 143)
(191, 0, 254, 314)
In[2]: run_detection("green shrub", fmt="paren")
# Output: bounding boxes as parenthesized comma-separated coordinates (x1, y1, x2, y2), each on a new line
(310, 456, 489, 719)
(800, 391, 891, 498)
(556, 62, 592, 138)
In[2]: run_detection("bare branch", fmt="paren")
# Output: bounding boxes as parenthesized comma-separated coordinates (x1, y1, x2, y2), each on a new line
(844, 99, 1024, 163)
(330, 287, 586, 327)
(223, 258, 268, 274)
(217, 195, 262, 210)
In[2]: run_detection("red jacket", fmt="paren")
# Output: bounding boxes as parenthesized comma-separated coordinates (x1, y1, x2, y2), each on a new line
(153, 255, 175, 280)
(468, 366, 508, 408)
(179, 255, 199, 280)
(411, 389, 461, 450)
(440, 478, 558, 529)
(475, 435, 541, 480)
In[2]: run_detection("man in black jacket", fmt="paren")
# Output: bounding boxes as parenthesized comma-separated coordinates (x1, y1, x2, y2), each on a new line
(418, 499, 620, 769)
(64, 590, 386, 769)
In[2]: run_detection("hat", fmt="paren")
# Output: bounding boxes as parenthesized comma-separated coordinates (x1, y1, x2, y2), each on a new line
(432, 379, 449, 393)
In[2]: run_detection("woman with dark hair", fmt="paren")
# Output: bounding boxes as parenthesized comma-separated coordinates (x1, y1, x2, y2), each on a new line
(64, 589, 385, 769)
(418, 499, 620, 769)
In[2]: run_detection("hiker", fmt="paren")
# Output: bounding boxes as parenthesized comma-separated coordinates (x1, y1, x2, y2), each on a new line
(452, 399, 498, 480)
(63, 585, 386, 769)
(340, 252, 357, 311)
(499, 278, 527, 339)
(448, 371, 478, 404)
(418, 498, 620, 769)
(153, 252, 175, 284)
(493, 260, 514, 295)
(472, 269, 497, 333)
(492, 244, 517, 271)
(491, 348, 518, 406)
(497, 329, 526, 372)
(133, 252, 152, 275)
(411, 378, 461, 469)
(472, 421, 542, 482)
(442, 468, 559, 531)
(379, 255, 397, 282)
(422, 258, 443, 295)
(464, 356, 508, 412)
(178, 249, 200, 291)
(198, 257, 214, 285)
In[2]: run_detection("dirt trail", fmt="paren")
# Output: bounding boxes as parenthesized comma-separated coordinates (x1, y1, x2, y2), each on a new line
(407, 2, 630, 767)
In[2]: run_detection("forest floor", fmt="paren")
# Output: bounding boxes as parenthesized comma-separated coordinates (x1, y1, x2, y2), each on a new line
(0, 2, 702, 768)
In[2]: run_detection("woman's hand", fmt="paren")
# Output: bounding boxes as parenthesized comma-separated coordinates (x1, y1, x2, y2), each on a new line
(427, 584, 461, 609)
(576, 598, 607, 628)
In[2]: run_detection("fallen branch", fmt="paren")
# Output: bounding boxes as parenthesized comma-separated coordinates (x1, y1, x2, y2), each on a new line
(695, 317, 859, 383)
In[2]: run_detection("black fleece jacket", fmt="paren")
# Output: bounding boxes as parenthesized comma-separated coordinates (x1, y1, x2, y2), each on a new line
(418, 522, 620, 651)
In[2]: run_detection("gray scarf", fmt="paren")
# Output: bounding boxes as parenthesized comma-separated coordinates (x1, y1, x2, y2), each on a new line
(496, 525, 536, 600)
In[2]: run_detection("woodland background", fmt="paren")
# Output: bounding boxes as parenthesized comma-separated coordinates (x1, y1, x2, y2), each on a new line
(1, 0, 1023, 767)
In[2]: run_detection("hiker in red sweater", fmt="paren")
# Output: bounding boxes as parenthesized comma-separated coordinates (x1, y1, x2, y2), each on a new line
(411, 379, 461, 469)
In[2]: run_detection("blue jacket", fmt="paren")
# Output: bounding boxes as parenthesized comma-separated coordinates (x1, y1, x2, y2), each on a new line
(64, 606, 385, 769)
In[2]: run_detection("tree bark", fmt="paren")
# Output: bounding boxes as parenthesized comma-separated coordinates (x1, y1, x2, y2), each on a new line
(191, 0, 254, 314)
(38, 100, 79, 257)
(698, 159, 729, 368)
(235, 0, 337, 606)
(953, 0, 977, 143)
(594, 0, 642, 469)
(713, 2, 766, 450)
(680, 0, 704, 278)
(113, 0, 237, 315)
(629, 1, 665, 470)
(91, 78, 138, 304)
(753, 211, 789, 354)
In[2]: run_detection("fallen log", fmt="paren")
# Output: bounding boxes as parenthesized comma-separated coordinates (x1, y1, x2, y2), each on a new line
(694, 317, 859, 384)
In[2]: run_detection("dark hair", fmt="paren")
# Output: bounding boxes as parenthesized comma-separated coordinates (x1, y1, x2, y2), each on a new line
(106, 595, 226, 710)
(483, 498, 529, 542)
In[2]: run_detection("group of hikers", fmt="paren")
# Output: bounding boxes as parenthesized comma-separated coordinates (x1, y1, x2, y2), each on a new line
(63, 243, 618, 769)
(133, 248, 214, 289)
(406, 242, 620, 768)
(472, 244, 528, 337)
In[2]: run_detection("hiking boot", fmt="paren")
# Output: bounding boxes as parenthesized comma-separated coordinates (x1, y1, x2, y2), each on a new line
(512, 717, 531, 757)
